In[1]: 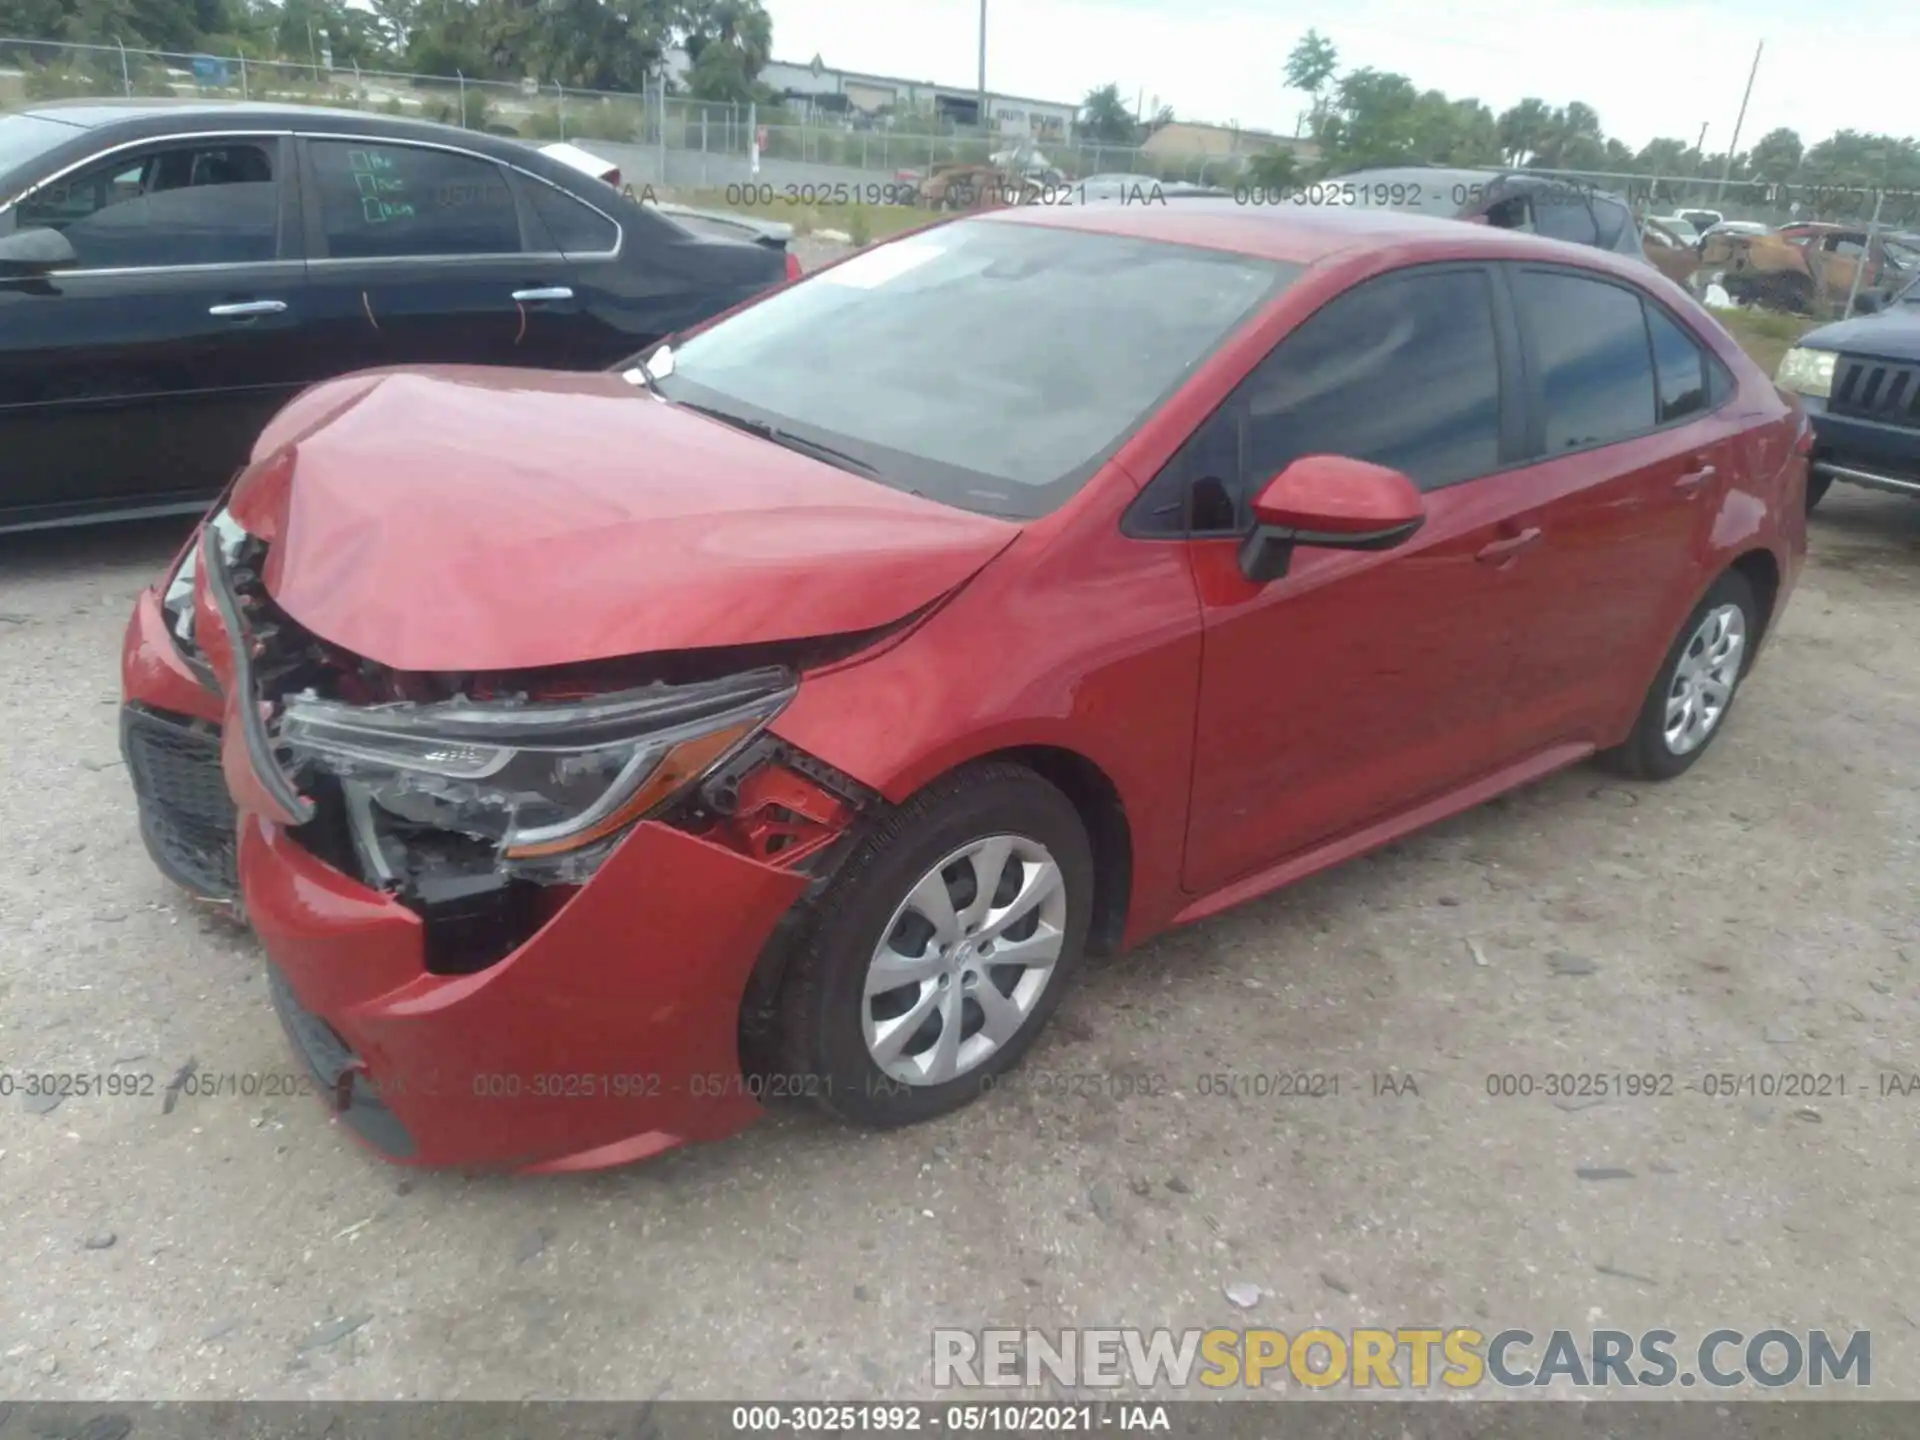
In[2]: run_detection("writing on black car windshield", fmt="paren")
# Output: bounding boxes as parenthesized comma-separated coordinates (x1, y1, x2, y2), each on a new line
(649, 221, 1296, 517)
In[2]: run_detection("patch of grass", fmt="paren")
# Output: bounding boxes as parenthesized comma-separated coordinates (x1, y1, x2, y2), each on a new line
(1706, 306, 1821, 377)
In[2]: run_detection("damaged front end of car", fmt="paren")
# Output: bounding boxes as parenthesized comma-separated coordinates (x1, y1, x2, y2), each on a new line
(188, 498, 884, 985)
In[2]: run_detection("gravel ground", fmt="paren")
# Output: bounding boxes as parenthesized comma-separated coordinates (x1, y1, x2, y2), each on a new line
(0, 475, 1916, 1402)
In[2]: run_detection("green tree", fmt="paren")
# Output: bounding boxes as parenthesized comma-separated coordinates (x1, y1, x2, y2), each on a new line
(1747, 127, 1803, 185)
(1495, 98, 1552, 166)
(1284, 27, 1337, 127)
(1078, 82, 1136, 144)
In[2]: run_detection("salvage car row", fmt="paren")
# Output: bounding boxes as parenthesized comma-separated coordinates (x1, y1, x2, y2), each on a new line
(0, 97, 1852, 1177)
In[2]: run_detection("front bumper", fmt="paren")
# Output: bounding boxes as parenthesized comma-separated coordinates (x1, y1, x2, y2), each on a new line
(241, 811, 807, 1171)
(123, 581, 814, 1171)
(1805, 397, 1920, 498)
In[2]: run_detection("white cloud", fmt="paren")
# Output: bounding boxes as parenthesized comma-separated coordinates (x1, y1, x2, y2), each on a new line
(763, 0, 1917, 152)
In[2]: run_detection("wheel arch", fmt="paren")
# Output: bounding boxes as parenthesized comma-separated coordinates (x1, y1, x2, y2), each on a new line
(1728, 546, 1782, 663)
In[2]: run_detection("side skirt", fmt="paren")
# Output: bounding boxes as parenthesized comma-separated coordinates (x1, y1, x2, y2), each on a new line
(1171, 741, 1595, 929)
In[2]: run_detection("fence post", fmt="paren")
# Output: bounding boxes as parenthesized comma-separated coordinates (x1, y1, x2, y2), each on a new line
(456, 68, 466, 127)
(556, 81, 565, 140)
(114, 35, 131, 96)
(1842, 188, 1886, 319)
(700, 108, 708, 155)
(657, 83, 667, 185)
(238, 53, 248, 99)
(352, 59, 362, 108)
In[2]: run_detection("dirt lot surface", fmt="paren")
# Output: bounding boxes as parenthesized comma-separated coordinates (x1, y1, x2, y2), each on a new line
(2, 481, 1918, 1401)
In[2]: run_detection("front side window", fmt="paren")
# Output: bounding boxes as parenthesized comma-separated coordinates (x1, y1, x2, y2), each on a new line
(650, 220, 1297, 518)
(309, 140, 520, 259)
(1513, 269, 1655, 451)
(1238, 267, 1504, 498)
(13, 140, 277, 268)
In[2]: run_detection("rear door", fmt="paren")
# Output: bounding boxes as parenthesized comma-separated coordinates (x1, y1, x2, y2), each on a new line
(295, 134, 583, 375)
(0, 133, 306, 524)
(1490, 265, 1738, 753)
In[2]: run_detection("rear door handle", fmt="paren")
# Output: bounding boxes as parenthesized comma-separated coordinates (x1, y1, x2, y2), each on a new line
(1675, 463, 1717, 494)
(208, 299, 287, 317)
(1475, 527, 1543, 564)
(511, 287, 574, 302)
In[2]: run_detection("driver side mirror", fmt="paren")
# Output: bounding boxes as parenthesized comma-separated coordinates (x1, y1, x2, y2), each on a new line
(1239, 455, 1427, 584)
(0, 226, 77, 278)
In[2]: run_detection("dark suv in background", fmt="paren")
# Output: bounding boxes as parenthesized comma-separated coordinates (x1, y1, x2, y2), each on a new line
(1324, 166, 1649, 264)
(0, 100, 788, 533)
(1774, 275, 1920, 510)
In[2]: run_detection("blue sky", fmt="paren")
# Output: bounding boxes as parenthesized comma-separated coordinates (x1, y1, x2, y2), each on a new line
(763, 0, 1914, 153)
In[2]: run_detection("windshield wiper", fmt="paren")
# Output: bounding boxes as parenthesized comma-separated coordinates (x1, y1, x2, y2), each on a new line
(622, 356, 664, 398)
(678, 402, 880, 477)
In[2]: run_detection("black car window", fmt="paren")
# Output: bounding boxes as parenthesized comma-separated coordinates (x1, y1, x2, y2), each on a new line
(309, 140, 521, 259)
(1131, 267, 1503, 535)
(1533, 192, 1601, 247)
(527, 180, 618, 254)
(1513, 269, 1655, 451)
(14, 140, 278, 268)
(1645, 302, 1709, 423)
(1238, 268, 1504, 499)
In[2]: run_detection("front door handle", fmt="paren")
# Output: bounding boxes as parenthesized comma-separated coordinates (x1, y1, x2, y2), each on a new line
(1475, 527, 1543, 564)
(208, 299, 287, 317)
(511, 286, 574, 302)
(1675, 463, 1717, 495)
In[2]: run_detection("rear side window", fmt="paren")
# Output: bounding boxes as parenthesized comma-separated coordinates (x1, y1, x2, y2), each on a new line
(14, 140, 278, 268)
(309, 140, 520, 259)
(1533, 192, 1600, 247)
(1237, 267, 1504, 496)
(1513, 269, 1654, 450)
(527, 181, 618, 254)
(1646, 303, 1708, 422)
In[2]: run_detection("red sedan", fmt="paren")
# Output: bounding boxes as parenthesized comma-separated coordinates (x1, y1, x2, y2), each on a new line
(120, 201, 1810, 1171)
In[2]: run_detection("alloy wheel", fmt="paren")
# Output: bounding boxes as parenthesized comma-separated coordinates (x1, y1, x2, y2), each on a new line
(1663, 602, 1746, 755)
(861, 834, 1067, 1086)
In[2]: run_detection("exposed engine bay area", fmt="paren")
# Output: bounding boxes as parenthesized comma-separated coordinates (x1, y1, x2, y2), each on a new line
(194, 521, 881, 978)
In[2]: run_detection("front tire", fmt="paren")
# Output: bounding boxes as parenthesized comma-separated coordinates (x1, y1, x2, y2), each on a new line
(778, 762, 1094, 1128)
(1602, 570, 1758, 781)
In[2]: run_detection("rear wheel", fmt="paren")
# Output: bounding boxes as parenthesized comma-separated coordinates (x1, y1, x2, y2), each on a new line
(1602, 570, 1758, 781)
(778, 763, 1093, 1128)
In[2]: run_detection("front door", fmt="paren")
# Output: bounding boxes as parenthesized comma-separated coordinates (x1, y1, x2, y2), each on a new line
(1175, 265, 1539, 895)
(0, 135, 306, 524)
(294, 135, 583, 378)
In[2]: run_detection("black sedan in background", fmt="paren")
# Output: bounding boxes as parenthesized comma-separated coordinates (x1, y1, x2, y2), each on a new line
(0, 100, 790, 532)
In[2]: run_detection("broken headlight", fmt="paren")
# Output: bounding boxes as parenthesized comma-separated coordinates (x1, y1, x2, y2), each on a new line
(277, 667, 795, 868)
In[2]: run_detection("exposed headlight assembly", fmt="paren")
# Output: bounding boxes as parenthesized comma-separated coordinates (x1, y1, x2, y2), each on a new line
(277, 667, 795, 869)
(160, 509, 250, 651)
(1776, 346, 1837, 399)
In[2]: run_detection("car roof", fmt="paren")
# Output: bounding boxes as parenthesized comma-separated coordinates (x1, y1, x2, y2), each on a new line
(17, 98, 541, 161)
(979, 196, 1660, 277)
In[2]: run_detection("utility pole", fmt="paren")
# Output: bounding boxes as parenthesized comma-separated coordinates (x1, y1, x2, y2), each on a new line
(976, 0, 988, 139)
(1716, 40, 1762, 200)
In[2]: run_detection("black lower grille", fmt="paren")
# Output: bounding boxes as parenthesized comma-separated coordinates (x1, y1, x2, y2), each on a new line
(1831, 354, 1920, 426)
(121, 704, 237, 900)
(268, 964, 415, 1159)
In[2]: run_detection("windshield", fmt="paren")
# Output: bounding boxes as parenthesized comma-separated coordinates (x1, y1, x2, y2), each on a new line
(0, 114, 82, 196)
(648, 219, 1298, 517)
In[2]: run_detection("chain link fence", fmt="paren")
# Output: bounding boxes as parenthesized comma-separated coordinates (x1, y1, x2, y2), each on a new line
(0, 36, 1258, 187)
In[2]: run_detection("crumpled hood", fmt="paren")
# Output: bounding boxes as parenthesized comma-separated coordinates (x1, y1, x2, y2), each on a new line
(234, 367, 1019, 673)
(1799, 307, 1920, 363)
